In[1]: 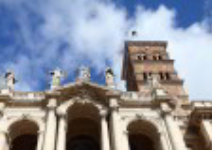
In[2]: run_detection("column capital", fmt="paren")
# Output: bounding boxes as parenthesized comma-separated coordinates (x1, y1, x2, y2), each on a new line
(47, 99, 57, 110)
(100, 109, 108, 118)
(57, 106, 67, 118)
(109, 98, 119, 111)
(160, 103, 172, 116)
(37, 130, 44, 134)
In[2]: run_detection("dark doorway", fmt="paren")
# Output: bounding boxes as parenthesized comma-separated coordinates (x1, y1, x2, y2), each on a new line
(66, 135, 99, 150)
(129, 134, 156, 150)
(11, 134, 37, 150)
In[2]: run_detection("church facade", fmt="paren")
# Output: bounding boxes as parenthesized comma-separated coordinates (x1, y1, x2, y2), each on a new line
(0, 41, 211, 150)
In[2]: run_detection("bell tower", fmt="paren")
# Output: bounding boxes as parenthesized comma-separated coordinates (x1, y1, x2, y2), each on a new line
(122, 41, 188, 101)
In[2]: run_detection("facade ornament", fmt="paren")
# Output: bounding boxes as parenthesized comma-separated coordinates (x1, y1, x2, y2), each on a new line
(148, 75, 161, 90)
(148, 75, 167, 99)
(109, 98, 119, 110)
(76, 66, 90, 82)
(160, 103, 172, 115)
(100, 109, 108, 118)
(47, 99, 57, 110)
(50, 68, 65, 89)
(5, 71, 17, 90)
(135, 113, 146, 120)
(105, 67, 115, 88)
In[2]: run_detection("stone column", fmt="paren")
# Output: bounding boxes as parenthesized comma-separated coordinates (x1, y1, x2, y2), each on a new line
(36, 131, 44, 150)
(0, 131, 8, 150)
(159, 131, 171, 150)
(161, 103, 187, 150)
(110, 98, 130, 150)
(43, 99, 57, 150)
(201, 120, 212, 150)
(56, 113, 67, 150)
(122, 130, 130, 150)
(100, 110, 110, 150)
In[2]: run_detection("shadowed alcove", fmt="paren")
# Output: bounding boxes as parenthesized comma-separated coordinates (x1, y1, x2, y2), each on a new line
(128, 120, 160, 150)
(9, 119, 39, 150)
(66, 102, 101, 150)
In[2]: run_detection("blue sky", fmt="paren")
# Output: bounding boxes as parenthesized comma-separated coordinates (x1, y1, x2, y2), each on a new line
(0, 0, 211, 100)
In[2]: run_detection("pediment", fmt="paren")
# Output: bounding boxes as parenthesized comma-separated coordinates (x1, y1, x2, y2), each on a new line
(48, 81, 121, 106)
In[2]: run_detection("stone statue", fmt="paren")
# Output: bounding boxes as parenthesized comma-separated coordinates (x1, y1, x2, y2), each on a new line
(77, 66, 90, 81)
(50, 69, 65, 89)
(105, 67, 115, 88)
(5, 71, 17, 90)
(148, 75, 161, 90)
(148, 75, 167, 97)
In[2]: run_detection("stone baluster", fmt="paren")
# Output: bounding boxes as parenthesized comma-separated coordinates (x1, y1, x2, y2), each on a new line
(100, 110, 110, 150)
(159, 131, 172, 150)
(43, 99, 57, 150)
(161, 103, 187, 150)
(201, 120, 212, 150)
(56, 111, 67, 150)
(110, 98, 130, 150)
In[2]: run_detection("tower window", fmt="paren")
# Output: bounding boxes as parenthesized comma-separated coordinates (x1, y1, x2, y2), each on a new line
(160, 72, 165, 80)
(153, 54, 163, 60)
(143, 73, 148, 80)
(143, 72, 152, 81)
(158, 55, 163, 60)
(137, 54, 147, 60)
(153, 56, 158, 60)
(165, 73, 171, 80)
(160, 72, 171, 80)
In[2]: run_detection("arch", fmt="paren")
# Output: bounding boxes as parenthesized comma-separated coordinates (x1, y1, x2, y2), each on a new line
(57, 96, 106, 120)
(58, 96, 107, 150)
(9, 119, 39, 150)
(127, 119, 159, 141)
(67, 102, 101, 121)
(7, 116, 43, 133)
(127, 119, 161, 150)
(9, 119, 39, 140)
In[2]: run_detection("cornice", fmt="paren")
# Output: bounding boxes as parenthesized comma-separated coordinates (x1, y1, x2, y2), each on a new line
(125, 40, 167, 48)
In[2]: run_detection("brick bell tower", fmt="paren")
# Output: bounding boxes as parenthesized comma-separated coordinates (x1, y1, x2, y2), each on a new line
(122, 41, 188, 102)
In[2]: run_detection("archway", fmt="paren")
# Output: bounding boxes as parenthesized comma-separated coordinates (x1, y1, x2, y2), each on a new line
(9, 119, 39, 150)
(66, 103, 101, 150)
(128, 120, 160, 150)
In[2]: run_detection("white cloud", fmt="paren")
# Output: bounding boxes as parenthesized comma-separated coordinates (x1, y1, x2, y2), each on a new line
(0, 0, 212, 100)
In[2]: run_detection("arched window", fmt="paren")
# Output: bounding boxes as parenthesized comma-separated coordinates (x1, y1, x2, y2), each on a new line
(153, 55, 158, 60)
(160, 73, 171, 81)
(159, 72, 165, 80)
(158, 55, 163, 60)
(165, 73, 171, 80)
(137, 54, 147, 60)
(143, 73, 148, 81)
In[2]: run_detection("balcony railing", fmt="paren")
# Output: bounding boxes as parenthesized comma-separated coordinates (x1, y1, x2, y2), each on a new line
(121, 91, 152, 101)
